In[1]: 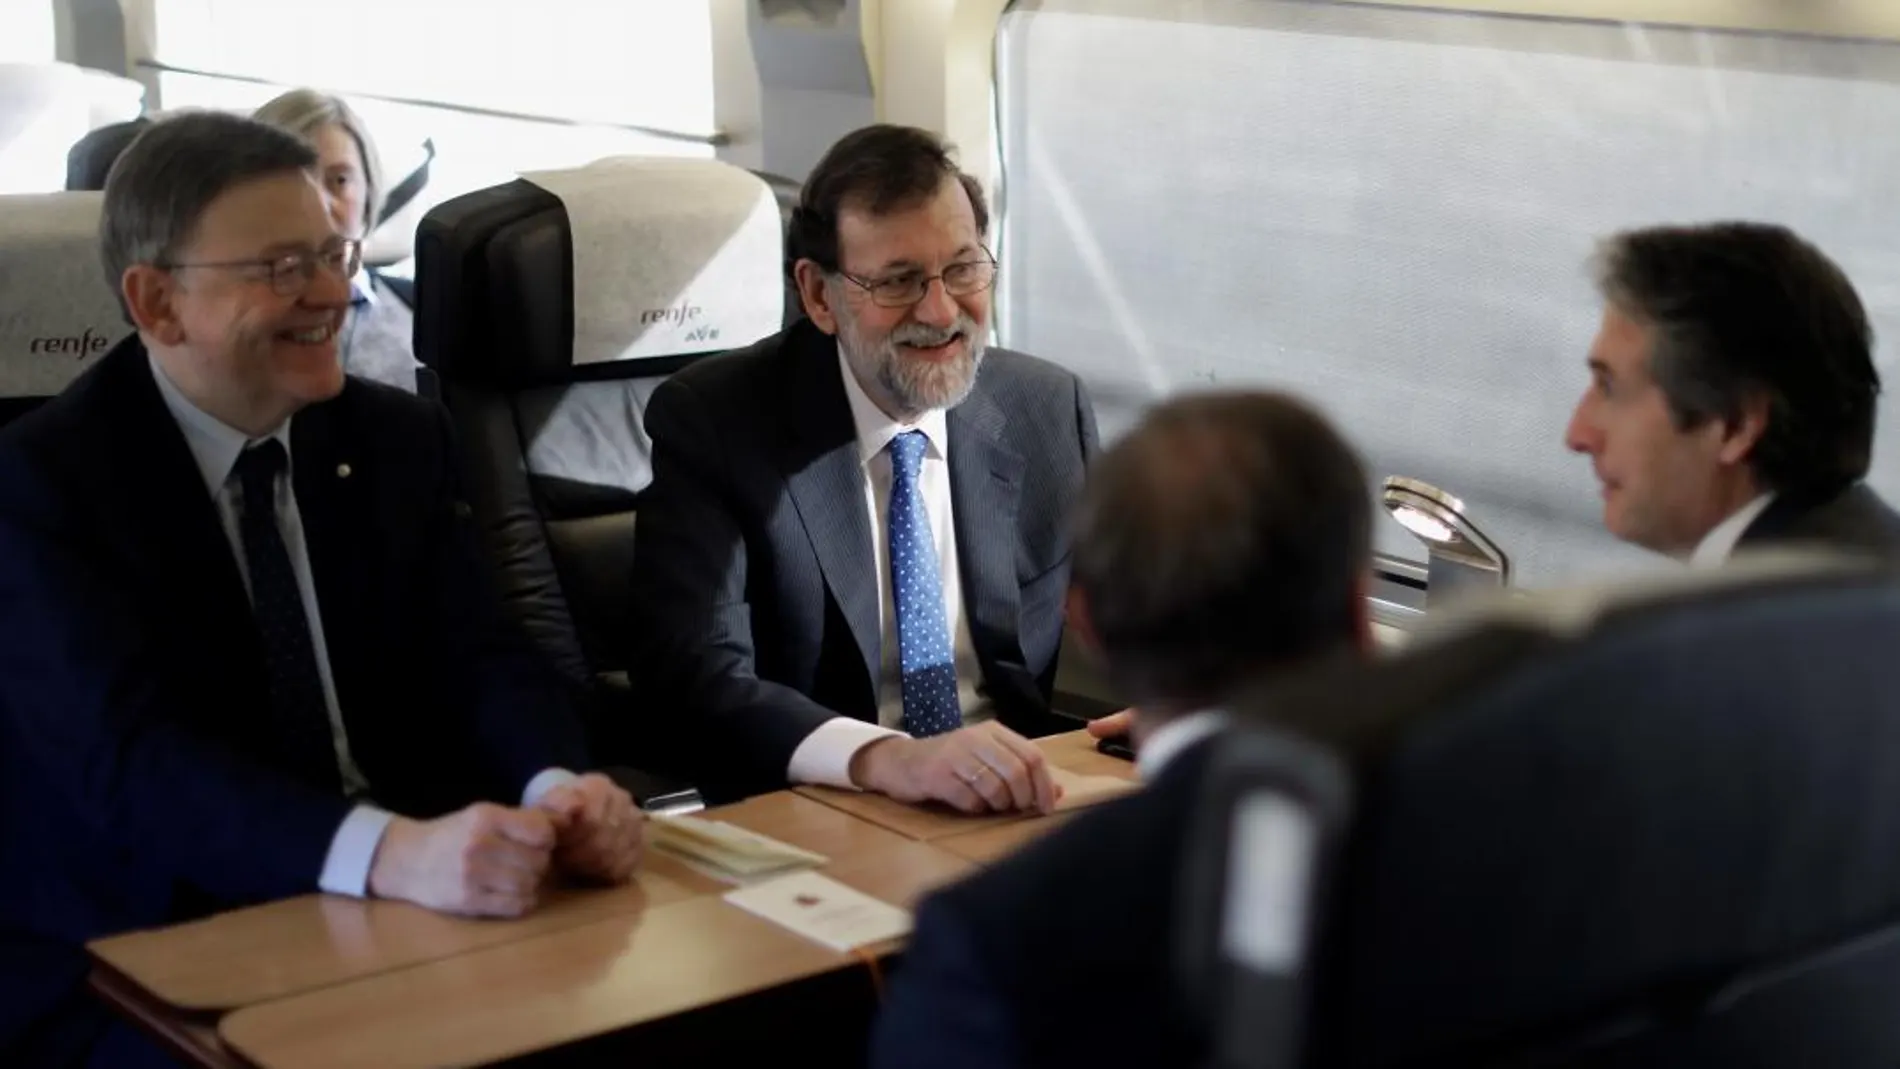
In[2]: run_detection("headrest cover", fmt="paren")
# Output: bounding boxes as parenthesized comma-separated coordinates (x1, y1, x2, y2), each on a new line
(1411, 547, 1876, 645)
(520, 157, 783, 367)
(0, 191, 122, 397)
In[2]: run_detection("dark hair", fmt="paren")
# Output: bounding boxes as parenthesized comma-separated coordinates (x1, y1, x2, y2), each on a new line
(786, 124, 989, 278)
(1594, 222, 1880, 495)
(1073, 392, 1372, 713)
(100, 111, 318, 320)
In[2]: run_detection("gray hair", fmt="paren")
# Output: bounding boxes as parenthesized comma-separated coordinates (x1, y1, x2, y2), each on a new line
(252, 88, 386, 237)
(99, 110, 318, 321)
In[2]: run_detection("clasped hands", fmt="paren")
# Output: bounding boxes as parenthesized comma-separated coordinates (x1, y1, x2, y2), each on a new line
(368, 772, 644, 917)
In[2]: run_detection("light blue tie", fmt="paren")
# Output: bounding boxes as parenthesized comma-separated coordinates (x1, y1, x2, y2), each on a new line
(888, 431, 961, 737)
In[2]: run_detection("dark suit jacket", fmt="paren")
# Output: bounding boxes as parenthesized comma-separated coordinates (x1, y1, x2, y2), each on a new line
(630, 319, 1099, 798)
(871, 739, 1213, 1069)
(0, 336, 586, 1068)
(1739, 482, 1900, 562)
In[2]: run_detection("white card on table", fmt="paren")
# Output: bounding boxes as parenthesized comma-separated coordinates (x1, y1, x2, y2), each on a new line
(722, 871, 913, 953)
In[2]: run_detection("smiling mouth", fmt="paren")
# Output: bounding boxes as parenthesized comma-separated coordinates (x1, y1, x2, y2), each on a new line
(899, 333, 963, 357)
(280, 324, 337, 345)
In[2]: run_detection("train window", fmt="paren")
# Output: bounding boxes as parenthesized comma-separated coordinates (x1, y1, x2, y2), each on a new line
(148, 0, 716, 136)
(144, 0, 720, 253)
(995, 0, 1900, 585)
(0, 1, 55, 64)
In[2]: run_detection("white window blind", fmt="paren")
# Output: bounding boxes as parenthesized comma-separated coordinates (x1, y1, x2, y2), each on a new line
(143, 1, 721, 262)
(147, 0, 718, 137)
(0, 1, 56, 64)
(996, 0, 1900, 587)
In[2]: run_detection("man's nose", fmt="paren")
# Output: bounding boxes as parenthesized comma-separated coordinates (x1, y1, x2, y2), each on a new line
(911, 276, 958, 327)
(303, 261, 353, 308)
(1564, 399, 1597, 455)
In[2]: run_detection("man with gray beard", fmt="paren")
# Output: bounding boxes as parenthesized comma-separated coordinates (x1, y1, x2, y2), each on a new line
(630, 125, 1100, 807)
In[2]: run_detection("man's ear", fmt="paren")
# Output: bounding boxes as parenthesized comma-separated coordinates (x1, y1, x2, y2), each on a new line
(121, 265, 186, 346)
(793, 260, 839, 335)
(1717, 392, 1771, 468)
(1064, 585, 1106, 665)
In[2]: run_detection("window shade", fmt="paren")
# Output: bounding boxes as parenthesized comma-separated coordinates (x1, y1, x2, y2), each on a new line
(148, 0, 717, 137)
(996, 0, 1900, 586)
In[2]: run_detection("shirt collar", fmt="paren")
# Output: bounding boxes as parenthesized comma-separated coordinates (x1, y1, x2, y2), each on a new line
(350, 272, 377, 307)
(148, 352, 294, 498)
(1136, 709, 1229, 782)
(1689, 492, 1777, 569)
(836, 343, 949, 467)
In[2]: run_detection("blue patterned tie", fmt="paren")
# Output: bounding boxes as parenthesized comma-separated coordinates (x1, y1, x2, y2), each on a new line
(888, 431, 962, 737)
(233, 440, 342, 792)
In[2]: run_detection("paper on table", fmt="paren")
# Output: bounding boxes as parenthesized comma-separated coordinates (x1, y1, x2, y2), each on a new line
(649, 815, 829, 881)
(1051, 767, 1138, 811)
(723, 871, 913, 953)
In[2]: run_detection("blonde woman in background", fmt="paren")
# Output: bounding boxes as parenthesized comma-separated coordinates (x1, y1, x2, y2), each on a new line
(253, 88, 423, 394)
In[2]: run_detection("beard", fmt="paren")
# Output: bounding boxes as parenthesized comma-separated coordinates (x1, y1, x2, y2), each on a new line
(837, 306, 988, 419)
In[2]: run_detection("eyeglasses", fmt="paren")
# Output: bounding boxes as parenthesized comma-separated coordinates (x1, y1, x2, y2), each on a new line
(162, 239, 363, 297)
(835, 250, 997, 309)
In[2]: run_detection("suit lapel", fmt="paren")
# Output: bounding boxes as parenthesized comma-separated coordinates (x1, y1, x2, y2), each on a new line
(99, 341, 256, 640)
(778, 327, 881, 693)
(947, 387, 1025, 668)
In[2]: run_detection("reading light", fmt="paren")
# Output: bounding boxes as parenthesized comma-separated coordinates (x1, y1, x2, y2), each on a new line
(1381, 476, 1510, 607)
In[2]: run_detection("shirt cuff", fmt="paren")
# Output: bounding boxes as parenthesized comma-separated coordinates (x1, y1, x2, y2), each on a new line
(318, 805, 396, 897)
(522, 767, 579, 808)
(786, 718, 908, 789)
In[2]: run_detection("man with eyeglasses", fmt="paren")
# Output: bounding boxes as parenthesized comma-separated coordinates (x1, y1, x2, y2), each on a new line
(631, 124, 1100, 808)
(0, 112, 642, 1069)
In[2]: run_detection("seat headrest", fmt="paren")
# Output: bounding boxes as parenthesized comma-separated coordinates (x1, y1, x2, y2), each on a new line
(1226, 557, 1900, 1061)
(0, 191, 121, 402)
(1250, 550, 1888, 755)
(1409, 546, 1876, 646)
(415, 156, 784, 387)
(65, 117, 148, 192)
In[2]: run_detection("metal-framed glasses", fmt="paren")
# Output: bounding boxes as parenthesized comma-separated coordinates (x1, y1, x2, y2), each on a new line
(161, 238, 363, 297)
(835, 249, 997, 308)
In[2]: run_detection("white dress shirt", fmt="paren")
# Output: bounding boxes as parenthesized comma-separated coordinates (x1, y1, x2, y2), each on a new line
(783, 349, 988, 788)
(1135, 710, 1229, 783)
(1689, 493, 1776, 570)
(149, 356, 571, 896)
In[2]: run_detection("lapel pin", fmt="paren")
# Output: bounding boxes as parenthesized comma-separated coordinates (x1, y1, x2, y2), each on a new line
(336, 463, 352, 479)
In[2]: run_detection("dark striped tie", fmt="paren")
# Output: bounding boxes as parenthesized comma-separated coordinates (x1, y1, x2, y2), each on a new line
(232, 440, 342, 792)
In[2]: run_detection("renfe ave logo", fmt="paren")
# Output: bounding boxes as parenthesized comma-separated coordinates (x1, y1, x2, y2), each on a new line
(640, 303, 720, 345)
(29, 328, 110, 358)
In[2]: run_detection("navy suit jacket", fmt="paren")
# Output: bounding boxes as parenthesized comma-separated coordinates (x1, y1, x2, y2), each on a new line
(1740, 482, 1900, 562)
(630, 319, 1099, 799)
(0, 336, 586, 1068)
(871, 739, 1214, 1069)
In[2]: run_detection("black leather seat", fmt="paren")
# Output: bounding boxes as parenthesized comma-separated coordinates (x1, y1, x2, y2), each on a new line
(65, 117, 147, 192)
(412, 157, 787, 804)
(0, 192, 124, 427)
(750, 168, 802, 327)
(1180, 554, 1900, 1068)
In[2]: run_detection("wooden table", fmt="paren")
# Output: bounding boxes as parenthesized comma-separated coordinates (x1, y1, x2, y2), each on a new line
(90, 731, 1139, 1068)
(90, 859, 710, 1011)
(89, 853, 713, 1068)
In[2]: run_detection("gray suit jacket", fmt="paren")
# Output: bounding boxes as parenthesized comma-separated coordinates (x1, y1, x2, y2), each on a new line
(630, 319, 1099, 798)
(1740, 482, 1900, 563)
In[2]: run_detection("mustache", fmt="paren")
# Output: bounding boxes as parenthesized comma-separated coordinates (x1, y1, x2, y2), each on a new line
(889, 316, 979, 349)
